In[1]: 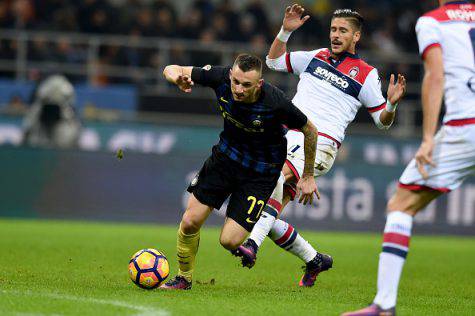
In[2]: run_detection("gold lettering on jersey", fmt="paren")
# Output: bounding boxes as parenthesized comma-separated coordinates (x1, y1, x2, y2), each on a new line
(220, 97, 229, 103)
(217, 104, 264, 133)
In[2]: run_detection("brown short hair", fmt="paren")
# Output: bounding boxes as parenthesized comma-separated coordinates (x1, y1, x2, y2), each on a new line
(332, 9, 364, 32)
(233, 54, 263, 75)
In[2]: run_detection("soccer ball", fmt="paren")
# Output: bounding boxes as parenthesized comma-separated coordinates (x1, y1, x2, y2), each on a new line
(128, 248, 170, 289)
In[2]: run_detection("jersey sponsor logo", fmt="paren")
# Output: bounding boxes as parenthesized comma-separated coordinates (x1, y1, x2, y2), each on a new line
(446, 9, 475, 22)
(313, 66, 350, 89)
(217, 104, 265, 133)
(305, 59, 362, 99)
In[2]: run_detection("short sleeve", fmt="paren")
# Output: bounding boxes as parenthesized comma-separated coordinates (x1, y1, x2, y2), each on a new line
(286, 50, 320, 75)
(191, 65, 230, 88)
(415, 16, 442, 59)
(272, 88, 307, 129)
(360, 68, 386, 111)
(266, 49, 320, 75)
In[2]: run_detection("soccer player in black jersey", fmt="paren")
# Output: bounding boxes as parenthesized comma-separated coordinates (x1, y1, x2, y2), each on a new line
(160, 54, 320, 290)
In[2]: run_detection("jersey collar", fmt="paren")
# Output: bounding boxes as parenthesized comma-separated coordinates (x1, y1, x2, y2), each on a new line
(329, 51, 359, 67)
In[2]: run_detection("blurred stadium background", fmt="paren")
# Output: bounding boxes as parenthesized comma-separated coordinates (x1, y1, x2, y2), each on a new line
(0, 1, 474, 315)
(0, 0, 474, 235)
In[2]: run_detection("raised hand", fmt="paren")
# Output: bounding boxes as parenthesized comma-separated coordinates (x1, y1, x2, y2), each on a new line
(387, 74, 407, 105)
(415, 139, 436, 179)
(283, 4, 310, 32)
(176, 74, 194, 93)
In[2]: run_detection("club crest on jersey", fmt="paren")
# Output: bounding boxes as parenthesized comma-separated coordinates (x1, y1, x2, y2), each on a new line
(202, 65, 212, 71)
(349, 67, 359, 79)
(252, 118, 263, 127)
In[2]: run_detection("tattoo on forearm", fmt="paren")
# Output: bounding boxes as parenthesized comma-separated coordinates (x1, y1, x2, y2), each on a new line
(302, 123, 317, 177)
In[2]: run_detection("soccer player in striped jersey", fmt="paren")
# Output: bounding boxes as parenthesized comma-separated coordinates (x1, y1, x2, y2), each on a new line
(234, 5, 407, 287)
(161, 54, 319, 290)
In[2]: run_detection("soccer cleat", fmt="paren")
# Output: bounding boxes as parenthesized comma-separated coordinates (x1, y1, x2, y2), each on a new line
(159, 275, 192, 290)
(340, 304, 396, 316)
(233, 239, 258, 268)
(299, 253, 333, 287)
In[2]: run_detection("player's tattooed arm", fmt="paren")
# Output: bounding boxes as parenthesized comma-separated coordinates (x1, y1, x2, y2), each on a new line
(296, 120, 320, 205)
(162, 65, 194, 93)
(301, 121, 318, 178)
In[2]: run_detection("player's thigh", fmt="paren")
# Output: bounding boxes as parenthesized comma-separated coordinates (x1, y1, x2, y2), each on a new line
(286, 130, 337, 179)
(187, 147, 234, 212)
(400, 125, 475, 192)
(283, 144, 337, 202)
(181, 194, 214, 234)
(387, 186, 442, 216)
(226, 172, 280, 232)
(219, 217, 249, 250)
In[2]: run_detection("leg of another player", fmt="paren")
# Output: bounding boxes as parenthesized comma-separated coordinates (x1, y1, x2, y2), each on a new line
(162, 193, 213, 290)
(269, 192, 333, 287)
(342, 187, 441, 315)
(234, 167, 292, 267)
(247, 165, 295, 248)
(219, 217, 250, 251)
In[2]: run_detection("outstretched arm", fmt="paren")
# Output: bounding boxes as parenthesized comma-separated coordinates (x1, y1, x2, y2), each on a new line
(379, 73, 407, 126)
(268, 4, 310, 59)
(415, 46, 444, 179)
(163, 65, 194, 93)
(296, 120, 320, 205)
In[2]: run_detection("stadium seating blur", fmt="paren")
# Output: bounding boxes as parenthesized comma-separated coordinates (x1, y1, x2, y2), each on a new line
(0, 0, 431, 133)
(0, 0, 473, 262)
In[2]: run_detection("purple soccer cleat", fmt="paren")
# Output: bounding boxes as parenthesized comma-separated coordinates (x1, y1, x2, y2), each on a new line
(159, 275, 192, 290)
(341, 304, 396, 316)
(233, 239, 258, 268)
(299, 253, 333, 287)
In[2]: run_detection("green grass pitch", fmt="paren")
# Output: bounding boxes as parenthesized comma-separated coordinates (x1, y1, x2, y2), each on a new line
(0, 219, 474, 315)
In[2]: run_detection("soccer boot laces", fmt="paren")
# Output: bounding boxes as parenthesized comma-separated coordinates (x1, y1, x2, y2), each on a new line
(160, 275, 192, 290)
(299, 252, 333, 287)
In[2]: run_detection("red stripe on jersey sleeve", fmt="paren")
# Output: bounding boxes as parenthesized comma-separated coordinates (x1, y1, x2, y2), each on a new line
(367, 102, 386, 113)
(421, 43, 442, 60)
(285, 53, 293, 73)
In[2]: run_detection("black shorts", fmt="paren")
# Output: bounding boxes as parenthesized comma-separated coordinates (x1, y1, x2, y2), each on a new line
(187, 146, 281, 232)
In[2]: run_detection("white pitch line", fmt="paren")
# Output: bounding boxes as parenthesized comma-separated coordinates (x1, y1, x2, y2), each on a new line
(1, 290, 170, 316)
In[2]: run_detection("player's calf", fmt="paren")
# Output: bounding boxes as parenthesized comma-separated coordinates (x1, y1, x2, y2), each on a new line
(220, 234, 243, 251)
(220, 217, 249, 251)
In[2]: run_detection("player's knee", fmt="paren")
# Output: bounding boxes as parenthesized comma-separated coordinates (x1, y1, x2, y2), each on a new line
(180, 212, 201, 234)
(219, 234, 241, 251)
